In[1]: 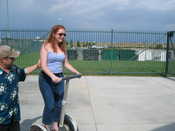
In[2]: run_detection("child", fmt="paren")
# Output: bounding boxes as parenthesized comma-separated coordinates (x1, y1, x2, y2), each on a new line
(0, 45, 40, 131)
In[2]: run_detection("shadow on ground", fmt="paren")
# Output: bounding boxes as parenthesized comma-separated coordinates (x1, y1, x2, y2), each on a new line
(152, 123, 175, 131)
(21, 116, 41, 131)
(167, 77, 175, 81)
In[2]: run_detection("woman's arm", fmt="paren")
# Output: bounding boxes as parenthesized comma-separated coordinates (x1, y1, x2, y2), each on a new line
(64, 55, 80, 74)
(40, 43, 62, 83)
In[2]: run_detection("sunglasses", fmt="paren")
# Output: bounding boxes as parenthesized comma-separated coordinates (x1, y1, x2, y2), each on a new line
(58, 33, 66, 37)
(4, 57, 16, 60)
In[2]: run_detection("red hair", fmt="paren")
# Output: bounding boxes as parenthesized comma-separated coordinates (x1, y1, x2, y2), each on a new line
(46, 25, 67, 53)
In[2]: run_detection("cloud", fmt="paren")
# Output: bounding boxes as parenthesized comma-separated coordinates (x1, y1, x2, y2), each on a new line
(48, 0, 129, 15)
(72, 0, 129, 15)
(48, 0, 175, 16)
(48, 0, 75, 13)
(166, 24, 175, 31)
(132, 0, 175, 11)
(0, 0, 174, 31)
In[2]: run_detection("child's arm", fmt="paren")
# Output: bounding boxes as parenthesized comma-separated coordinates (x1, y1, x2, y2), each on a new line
(24, 60, 40, 74)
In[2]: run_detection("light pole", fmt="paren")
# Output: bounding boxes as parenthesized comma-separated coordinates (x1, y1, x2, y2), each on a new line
(6, 0, 10, 44)
(6, 0, 9, 31)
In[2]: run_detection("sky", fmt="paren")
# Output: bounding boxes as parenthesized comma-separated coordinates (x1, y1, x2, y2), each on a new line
(0, 0, 175, 31)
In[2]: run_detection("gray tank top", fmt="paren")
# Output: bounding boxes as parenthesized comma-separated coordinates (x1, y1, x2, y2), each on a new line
(47, 52, 65, 73)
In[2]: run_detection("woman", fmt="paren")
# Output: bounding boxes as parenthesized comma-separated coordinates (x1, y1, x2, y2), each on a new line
(39, 25, 80, 131)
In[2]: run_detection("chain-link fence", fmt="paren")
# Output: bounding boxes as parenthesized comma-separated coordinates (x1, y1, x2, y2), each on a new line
(0, 30, 170, 75)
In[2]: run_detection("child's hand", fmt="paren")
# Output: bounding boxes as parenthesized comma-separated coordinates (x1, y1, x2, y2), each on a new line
(36, 59, 41, 68)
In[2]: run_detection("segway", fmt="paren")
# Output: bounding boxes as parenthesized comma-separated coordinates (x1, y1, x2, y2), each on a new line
(30, 74, 81, 131)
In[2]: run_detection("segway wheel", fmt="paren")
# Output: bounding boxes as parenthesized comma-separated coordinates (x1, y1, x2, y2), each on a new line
(60, 114, 79, 131)
(30, 124, 48, 131)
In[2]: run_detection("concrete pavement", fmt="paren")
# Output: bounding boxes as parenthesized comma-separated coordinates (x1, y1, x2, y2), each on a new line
(19, 76, 175, 131)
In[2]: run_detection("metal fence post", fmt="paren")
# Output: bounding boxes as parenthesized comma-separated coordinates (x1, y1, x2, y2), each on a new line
(165, 31, 173, 76)
(110, 29, 114, 74)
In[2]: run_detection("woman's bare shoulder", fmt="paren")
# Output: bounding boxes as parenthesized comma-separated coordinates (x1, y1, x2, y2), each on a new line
(44, 42, 55, 52)
(42, 42, 52, 50)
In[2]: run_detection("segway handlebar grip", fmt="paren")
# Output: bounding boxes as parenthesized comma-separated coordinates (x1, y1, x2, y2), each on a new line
(62, 74, 81, 81)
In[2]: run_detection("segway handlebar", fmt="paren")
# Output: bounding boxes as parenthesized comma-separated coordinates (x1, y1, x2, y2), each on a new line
(62, 74, 81, 81)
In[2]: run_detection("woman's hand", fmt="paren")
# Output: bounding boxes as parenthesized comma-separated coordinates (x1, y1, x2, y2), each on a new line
(75, 71, 81, 75)
(76, 72, 81, 75)
(51, 75, 62, 83)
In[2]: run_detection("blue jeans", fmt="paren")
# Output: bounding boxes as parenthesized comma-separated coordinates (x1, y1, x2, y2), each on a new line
(39, 72, 64, 125)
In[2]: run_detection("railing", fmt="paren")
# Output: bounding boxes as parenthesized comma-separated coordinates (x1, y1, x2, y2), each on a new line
(0, 30, 172, 75)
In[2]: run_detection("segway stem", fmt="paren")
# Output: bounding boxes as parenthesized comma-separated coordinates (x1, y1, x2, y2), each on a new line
(59, 74, 81, 127)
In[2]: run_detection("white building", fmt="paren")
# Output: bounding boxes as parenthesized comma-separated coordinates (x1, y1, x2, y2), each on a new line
(137, 49, 167, 62)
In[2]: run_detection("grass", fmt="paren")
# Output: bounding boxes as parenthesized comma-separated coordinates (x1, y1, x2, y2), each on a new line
(14, 52, 166, 76)
(67, 60, 165, 75)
